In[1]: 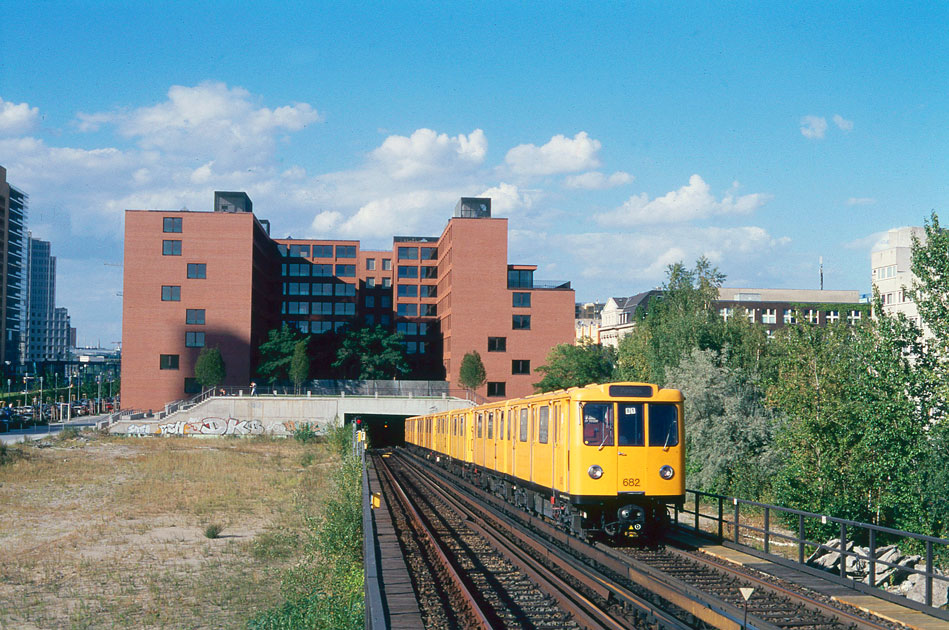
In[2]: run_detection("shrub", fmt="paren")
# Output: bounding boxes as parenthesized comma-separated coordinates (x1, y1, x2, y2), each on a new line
(204, 523, 224, 539)
(293, 423, 318, 444)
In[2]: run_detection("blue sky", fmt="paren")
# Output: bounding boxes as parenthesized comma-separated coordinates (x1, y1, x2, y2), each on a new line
(1, 2, 946, 347)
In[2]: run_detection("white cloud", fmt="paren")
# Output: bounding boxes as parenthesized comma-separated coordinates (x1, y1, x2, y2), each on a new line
(504, 131, 601, 176)
(337, 190, 459, 239)
(310, 210, 343, 234)
(564, 171, 633, 189)
(371, 128, 487, 180)
(800, 115, 828, 139)
(846, 197, 876, 206)
(594, 175, 770, 226)
(77, 81, 321, 168)
(833, 114, 853, 131)
(0, 97, 39, 135)
(478, 182, 536, 215)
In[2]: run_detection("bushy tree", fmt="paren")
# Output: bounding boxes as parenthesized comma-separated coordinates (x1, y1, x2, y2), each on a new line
(256, 324, 304, 382)
(194, 347, 226, 389)
(290, 339, 311, 392)
(458, 351, 487, 390)
(666, 348, 781, 499)
(333, 326, 409, 379)
(534, 341, 616, 392)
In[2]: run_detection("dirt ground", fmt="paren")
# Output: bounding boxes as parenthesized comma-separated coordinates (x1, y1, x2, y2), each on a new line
(0, 431, 337, 629)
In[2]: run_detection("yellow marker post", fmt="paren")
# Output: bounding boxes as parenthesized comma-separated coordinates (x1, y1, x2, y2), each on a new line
(371, 492, 381, 509)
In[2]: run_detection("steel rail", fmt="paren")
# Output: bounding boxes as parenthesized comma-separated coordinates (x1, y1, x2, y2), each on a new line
(660, 541, 897, 630)
(376, 454, 495, 629)
(397, 453, 639, 630)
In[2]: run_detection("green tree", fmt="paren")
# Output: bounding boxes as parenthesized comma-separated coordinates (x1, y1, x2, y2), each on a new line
(289, 339, 311, 392)
(194, 347, 226, 389)
(615, 257, 727, 385)
(256, 324, 304, 382)
(534, 341, 616, 392)
(458, 351, 487, 390)
(666, 348, 781, 499)
(333, 326, 409, 379)
(911, 211, 949, 415)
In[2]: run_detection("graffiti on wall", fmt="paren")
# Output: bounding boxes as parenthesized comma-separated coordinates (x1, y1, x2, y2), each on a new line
(135, 417, 317, 437)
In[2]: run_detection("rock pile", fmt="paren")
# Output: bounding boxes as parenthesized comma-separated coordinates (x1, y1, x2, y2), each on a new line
(806, 539, 948, 608)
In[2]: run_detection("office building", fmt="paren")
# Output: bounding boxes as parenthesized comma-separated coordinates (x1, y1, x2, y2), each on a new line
(121, 194, 575, 411)
(0, 166, 26, 370)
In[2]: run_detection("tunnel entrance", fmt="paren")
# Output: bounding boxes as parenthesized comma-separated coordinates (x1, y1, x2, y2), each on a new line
(345, 413, 407, 447)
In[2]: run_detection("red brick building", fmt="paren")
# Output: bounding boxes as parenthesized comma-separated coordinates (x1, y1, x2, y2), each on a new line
(121, 195, 575, 411)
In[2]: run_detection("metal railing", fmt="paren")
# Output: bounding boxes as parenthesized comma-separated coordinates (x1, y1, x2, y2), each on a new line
(674, 488, 949, 617)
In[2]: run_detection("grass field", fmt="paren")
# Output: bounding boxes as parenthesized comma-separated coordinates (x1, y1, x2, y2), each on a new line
(0, 431, 340, 629)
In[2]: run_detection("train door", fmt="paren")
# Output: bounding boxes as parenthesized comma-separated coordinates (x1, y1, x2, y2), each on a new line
(553, 401, 565, 493)
(616, 402, 646, 494)
(486, 411, 496, 470)
(474, 412, 484, 467)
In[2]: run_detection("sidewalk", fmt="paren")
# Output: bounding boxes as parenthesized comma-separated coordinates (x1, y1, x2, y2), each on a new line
(0, 415, 105, 445)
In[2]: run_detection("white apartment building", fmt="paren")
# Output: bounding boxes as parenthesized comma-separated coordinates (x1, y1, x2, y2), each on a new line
(871, 226, 927, 330)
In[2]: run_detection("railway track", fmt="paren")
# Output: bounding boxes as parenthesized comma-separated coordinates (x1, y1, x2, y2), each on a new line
(386, 448, 904, 630)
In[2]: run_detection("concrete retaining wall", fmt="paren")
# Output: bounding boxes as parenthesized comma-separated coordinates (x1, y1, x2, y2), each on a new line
(109, 395, 472, 437)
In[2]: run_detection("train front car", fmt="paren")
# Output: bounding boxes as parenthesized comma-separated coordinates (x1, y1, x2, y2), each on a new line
(568, 383, 685, 540)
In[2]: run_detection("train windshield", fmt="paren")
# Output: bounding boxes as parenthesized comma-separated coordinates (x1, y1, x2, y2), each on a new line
(582, 402, 613, 446)
(648, 404, 679, 447)
(617, 403, 644, 446)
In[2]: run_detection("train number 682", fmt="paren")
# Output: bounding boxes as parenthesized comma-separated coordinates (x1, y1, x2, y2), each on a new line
(622, 478, 641, 487)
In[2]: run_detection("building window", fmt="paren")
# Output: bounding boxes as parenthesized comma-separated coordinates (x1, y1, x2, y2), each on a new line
(488, 337, 506, 352)
(512, 315, 531, 330)
(289, 244, 310, 258)
(398, 265, 418, 278)
(381, 259, 392, 270)
(847, 310, 862, 324)
(404, 341, 418, 354)
(366, 277, 376, 288)
(365, 296, 375, 308)
(312, 282, 333, 296)
(746, 309, 756, 323)
(186, 309, 205, 325)
(161, 285, 181, 301)
(288, 263, 310, 277)
(805, 309, 819, 324)
(512, 292, 531, 308)
(398, 247, 419, 260)
(397, 303, 418, 316)
(184, 377, 201, 394)
(311, 264, 333, 277)
(421, 266, 438, 279)
(783, 309, 796, 324)
(336, 245, 356, 258)
(312, 244, 333, 258)
(334, 302, 355, 316)
(162, 240, 182, 256)
(507, 269, 533, 289)
(381, 296, 391, 307)
(380, 314, 390, 326)
(185, 331, 205, 347)
(159, 354, 179, 370)
(762, 308, 777, 324)
(720, 307, 732, 321)
(826, 310, 840, 323)
(336, 264, 356, 277)
(420, 247, 437, 260)
(163, 217, 182, 233)
(382, 277, 392, 288)
(397, 322, 418, 335)
(366, 258, 376, 270)
(512, 360, 530, 375)
(397, 284, 418, 297)
(334, 283, 355, 296)
(487, 382, 506, 397)
(420, 285, 437, 298)
(420, 304, 437, 317)
(187, 263, 207, 279)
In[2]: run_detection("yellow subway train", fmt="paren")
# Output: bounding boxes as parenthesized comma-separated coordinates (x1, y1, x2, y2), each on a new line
(405, 382, 685, 539)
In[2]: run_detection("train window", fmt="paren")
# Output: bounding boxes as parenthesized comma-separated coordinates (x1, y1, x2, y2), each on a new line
(582, 403, 614, 447)
(487, 412, 494, 439)
(519, 408, 529, 442)
(648, 405, 679, 447)
(477, 413, 483, 438)
(538, 406, 549, 444)
(618, 403, 644, 446)
(499, 412, 504, 441)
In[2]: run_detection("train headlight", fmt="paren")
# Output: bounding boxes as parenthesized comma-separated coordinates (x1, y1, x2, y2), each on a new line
(588, 465, 604, 479)
(659, 465, 675, 480)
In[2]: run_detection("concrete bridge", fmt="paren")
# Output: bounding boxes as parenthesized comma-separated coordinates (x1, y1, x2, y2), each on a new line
(108, 393, 474, 444)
